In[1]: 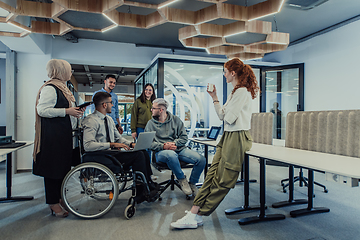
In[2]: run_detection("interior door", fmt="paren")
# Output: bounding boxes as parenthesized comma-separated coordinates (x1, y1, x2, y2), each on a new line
(262, 64, 304, 141)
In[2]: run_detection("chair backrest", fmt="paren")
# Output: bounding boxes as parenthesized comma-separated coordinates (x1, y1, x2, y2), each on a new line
(285, 110, 360, 157)
(250, 112, 273, 145)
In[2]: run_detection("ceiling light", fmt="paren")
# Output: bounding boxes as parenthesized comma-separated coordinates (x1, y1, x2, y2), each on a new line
(158, 0, 180, 9)
(102, 13, 118, 25)
(278, 0, 286, 12)
(249, 12, 277, 21)
(102, 24, 117, 33)
(224, 31, 245, 38)
(7, 22, 31, 32)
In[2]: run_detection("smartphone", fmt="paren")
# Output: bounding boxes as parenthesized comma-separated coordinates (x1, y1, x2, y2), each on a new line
(78, 102, 92, 108)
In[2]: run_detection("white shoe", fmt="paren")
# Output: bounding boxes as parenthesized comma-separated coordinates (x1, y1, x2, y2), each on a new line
(178, 177, 192, 195)
(189, 183, 199, 197)
(171, 211, 198, 229)
(185, 210, 203, 226)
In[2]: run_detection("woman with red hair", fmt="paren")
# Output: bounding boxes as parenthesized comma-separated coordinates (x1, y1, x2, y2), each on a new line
(171, 58, 259, 229)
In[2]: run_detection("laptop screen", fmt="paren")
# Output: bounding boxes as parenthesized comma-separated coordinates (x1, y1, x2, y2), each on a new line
(208, 126, 221, 140)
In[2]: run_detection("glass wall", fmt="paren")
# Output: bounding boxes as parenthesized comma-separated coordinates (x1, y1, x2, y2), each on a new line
(264, 65, 304, 140)
(163, 61, 223, 137)
(134, 56, 226, 139)
(144, 62, 158, 97)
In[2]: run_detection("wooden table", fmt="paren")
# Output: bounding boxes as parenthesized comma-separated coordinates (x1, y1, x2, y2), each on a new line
(0, 141, 34, 203)
(237, 143, 360, 225)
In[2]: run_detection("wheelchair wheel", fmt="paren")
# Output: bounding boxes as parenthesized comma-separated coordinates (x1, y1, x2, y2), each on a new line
(61, 162, 119, 219)
(124, 205, 136, 219)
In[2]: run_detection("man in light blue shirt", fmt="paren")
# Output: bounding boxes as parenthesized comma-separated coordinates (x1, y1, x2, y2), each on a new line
(90, 74, 123, 134)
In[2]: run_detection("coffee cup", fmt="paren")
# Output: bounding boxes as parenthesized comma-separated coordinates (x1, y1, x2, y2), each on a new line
(208, 83, 214, 92)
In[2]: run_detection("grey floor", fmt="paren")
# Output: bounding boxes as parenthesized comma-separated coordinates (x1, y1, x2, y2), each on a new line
(1, 156, 360, 240)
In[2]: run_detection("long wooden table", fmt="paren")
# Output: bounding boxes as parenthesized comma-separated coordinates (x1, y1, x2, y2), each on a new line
(0, 141, 34, 203)
(237, 143, 360, 225)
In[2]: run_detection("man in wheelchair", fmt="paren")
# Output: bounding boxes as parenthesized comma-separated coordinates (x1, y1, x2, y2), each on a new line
(82, 91, 161, 203)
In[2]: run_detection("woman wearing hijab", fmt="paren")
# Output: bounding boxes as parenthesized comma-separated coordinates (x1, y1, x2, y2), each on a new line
(33, 59, 84, 218)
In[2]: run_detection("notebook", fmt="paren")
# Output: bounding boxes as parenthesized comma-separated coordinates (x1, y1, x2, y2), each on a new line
(121, 131, 156, 152)
(194, 126, 221, 141)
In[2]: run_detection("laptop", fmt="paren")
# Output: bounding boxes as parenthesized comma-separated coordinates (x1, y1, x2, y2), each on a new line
(121, 131, 156, 152)
(194, 126, 221, 141)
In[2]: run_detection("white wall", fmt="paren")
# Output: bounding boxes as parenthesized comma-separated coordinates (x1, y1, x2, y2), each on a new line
(16, 53, 51, 169)
(0, 59, 6, 126)
(263, 20, 360, 111)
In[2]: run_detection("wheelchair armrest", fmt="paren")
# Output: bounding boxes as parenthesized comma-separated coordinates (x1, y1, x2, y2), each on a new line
(83, 151, 124, 172)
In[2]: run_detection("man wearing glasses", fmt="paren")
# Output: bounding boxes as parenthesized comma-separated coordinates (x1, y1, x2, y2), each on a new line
(90, 74, 123, 134)
(82, 91, 160, 203)
(145, 98, 206, 196)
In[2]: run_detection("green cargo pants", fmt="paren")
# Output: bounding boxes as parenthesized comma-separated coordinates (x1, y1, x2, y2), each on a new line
(193, 130, 253, 216)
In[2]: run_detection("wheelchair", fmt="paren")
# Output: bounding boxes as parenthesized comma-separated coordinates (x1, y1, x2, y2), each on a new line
(61, 128, 156, 219)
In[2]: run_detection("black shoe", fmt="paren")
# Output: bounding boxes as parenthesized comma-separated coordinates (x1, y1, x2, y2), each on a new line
(134, 194, 146, 204)
(149, 181, 165, 192)
(145, 190, 160, 203)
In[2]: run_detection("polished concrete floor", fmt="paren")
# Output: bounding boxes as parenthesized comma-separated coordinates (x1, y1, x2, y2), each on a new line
(1, 154, 360, 240)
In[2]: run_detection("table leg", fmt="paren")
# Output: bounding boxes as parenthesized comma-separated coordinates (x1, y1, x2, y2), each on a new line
(238, 158, 285, 225)
(0, 153, 34, 203)
(225, 154, 262, 215)
(272, 165, 307, 208)
(196, 145, 208, 188)
(290, 169, 329, 217)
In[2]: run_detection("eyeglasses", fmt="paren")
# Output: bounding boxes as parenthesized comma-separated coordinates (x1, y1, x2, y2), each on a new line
(71, 70, 74, 74)
(151, 107, 161, 110)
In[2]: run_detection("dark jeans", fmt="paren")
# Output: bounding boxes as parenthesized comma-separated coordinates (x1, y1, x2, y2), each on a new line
(113, 150, 153, 182)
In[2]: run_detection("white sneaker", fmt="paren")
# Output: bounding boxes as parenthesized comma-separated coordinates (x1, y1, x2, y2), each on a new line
(178, 177, 192, 195)
(185, 210, 203, 226)
(171, 211, 198, 229)
(189, 183, 199, 197)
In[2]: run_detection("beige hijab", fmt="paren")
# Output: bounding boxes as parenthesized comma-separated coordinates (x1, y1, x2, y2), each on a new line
(33, 59, 75, 161)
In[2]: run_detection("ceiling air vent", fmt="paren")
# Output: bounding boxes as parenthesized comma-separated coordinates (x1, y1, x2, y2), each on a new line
(286, 0, 328, 10)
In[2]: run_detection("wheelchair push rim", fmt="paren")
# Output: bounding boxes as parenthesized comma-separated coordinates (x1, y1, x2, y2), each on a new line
(61, 162, 119, 219)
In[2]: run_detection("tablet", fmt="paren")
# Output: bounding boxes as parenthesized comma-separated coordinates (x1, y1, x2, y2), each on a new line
(78, 102, 92, 108)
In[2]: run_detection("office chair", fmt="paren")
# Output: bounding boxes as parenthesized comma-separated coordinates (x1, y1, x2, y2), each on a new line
(151, 152, 194, 200)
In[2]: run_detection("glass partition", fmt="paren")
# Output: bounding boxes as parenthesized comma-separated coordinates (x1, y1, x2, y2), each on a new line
(135, 76, 143, 99)
(163, 61, 223, 138)
(264, 65, 303, 140)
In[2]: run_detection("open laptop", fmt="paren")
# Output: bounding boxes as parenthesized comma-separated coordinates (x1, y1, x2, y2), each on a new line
(121, 131, 156, 152)
(194, 126, 221, 141)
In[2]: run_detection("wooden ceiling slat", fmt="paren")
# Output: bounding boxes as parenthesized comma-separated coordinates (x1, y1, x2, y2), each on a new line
(16, 0, 52, 18)
(102, 0, 125, 12)
(158, 7, 195, 25)
(0, 31, 21, 37)
(31, 21, 60, 35)
(145, 11, 165, 28)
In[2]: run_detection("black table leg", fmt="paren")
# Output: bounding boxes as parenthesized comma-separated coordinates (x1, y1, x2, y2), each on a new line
(225, 154, 262, 215)
(196, 145, 208, 188)
(238, 158, 285, 225)
(0, 153, 34, 203)
(290, 169, 329, 217)
(236, 165, 257, 184)
(272, 165, 307, 208)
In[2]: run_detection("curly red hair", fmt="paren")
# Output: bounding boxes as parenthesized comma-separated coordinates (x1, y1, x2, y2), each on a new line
(224, 58, 260, 99)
